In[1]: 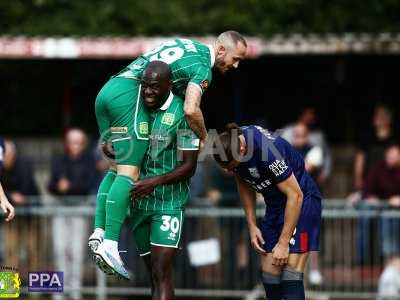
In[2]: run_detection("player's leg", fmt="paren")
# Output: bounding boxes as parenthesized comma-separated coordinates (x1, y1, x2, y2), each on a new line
(280, 253, 309, 300)
(280, 193, 322, 300)
(261, 253, 283, 300)
(149, 210, 184, 299)
(93, 78, 149, 278)
(104, 79, 149, 242)
(260, 210, 284, 299)
(131, 208, 154, 294)
(151, 246, 177, 300)
(89, 88, 117, 252)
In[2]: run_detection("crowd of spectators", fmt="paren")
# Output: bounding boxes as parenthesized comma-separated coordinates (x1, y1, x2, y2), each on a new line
(1, 104, 400, 297)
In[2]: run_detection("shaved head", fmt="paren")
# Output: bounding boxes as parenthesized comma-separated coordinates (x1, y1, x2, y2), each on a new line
(141, 61, 172, 110)
(216, 31, 247, 50)
(214, 31, 247, 73)
(143, 60, 171, 82)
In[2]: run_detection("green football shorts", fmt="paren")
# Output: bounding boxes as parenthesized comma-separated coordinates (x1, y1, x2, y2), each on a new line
(131, 208, 184, 256)
(95, 77, 149, 166)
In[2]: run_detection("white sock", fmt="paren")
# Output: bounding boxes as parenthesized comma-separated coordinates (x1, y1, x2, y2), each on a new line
(94, 228, 105, 236)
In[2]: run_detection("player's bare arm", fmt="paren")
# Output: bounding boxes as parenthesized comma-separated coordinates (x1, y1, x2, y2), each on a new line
(131, 150, 199, 199)
(184, 84, 208, 141)
(0, 182, 15, 222)
(273, 174, 304, 266)
(235, 174, 266, 255)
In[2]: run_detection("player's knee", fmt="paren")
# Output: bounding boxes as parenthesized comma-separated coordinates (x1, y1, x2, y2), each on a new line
(116, 165, 140, 180)
(151, 262, 168, 283)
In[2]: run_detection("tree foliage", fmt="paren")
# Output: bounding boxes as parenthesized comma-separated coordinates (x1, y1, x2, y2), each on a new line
(1, 0, 400, 36)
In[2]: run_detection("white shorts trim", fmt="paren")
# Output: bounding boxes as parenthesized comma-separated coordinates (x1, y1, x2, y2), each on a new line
(139, 251, 151, 257)
(112, 137, 131, 142)
(177, 147, 199, 151)
(150, 242, 179, 249)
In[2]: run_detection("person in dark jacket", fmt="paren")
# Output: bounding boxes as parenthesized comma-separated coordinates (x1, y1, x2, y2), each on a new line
(48, 128, 97, 300)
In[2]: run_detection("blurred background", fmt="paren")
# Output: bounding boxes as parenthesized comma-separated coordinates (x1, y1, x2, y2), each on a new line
(1, 0, 400, 299)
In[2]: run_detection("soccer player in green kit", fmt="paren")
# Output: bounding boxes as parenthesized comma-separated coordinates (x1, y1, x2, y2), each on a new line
(131, 60, 199, 300)
(89, 31, 247, 279)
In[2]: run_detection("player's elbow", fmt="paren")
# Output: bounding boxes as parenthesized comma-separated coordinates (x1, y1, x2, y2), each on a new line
(184, 105, 197, 119)
(296, 190, 304, 204)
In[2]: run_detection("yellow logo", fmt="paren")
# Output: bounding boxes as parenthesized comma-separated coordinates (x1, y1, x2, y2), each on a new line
(0, 268, 21, 298)
(161, 113, 175, 126)
(139, 122, 149, 135)
(110, 127, 128, 134)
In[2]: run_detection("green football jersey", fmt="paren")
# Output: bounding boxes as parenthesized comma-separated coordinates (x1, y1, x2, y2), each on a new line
(115, 38, 214, 99)
(135, 92, 200, 211)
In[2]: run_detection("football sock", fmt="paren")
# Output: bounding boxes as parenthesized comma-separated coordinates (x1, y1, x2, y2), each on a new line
(104, 175, 134, 241)
(262, 272, 282, 300)
(281, 269, 305, 300)
(94, 170, 116, 230)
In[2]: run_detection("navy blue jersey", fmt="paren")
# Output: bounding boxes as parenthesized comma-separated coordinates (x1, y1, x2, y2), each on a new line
(0, 137, 4, 173)
(236, 126, 321, 206)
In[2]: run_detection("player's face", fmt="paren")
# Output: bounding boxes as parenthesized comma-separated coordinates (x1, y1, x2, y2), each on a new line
(141, 74, 171, 110)
(215, 42, 247, 73)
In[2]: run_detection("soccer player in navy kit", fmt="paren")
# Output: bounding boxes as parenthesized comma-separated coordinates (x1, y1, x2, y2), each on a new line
(213, 124, 322, 300)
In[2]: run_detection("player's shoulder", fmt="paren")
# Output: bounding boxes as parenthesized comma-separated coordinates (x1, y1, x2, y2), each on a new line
(243, 125, 289, 152)
(168, 93, 185, 117)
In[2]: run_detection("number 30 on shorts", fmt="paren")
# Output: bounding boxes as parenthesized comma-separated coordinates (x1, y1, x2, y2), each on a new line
(160, 215, 180, 234)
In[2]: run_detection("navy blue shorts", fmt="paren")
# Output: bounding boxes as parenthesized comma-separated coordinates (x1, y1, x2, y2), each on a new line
(261, 193, 322, 253)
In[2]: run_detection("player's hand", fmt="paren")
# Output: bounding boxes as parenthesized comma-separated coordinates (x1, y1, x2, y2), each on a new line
(57, 177, 71, 194)
(272, 242, 289, 266)
(200, 135, 208, 151)
(1, 196, 15, 222)
(249, 225, 266, 255)
(10, 192, 25, 206)
(131, 178, 160, 199)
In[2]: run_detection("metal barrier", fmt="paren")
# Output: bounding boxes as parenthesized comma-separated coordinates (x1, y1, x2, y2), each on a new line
(1, 197, 399, 299)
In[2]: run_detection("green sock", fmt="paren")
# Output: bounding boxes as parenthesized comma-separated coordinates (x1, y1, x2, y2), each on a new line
(94, 170, 117, 230)
(105, 175, 134, 241)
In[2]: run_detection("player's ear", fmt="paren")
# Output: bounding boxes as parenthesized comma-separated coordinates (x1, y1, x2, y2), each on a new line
(217, 45, 226, 56)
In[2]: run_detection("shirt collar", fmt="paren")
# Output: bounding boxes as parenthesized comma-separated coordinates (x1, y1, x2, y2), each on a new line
(159, 91, 174, 111)
(208, 44, 215, 67)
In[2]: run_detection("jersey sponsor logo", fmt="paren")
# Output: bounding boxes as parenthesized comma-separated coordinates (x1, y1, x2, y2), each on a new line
(248, 167, 260, 178)
(244, 178, 271, 191)
(161, 113, 175, 126)
(110, 127, 128, 134)
(255, 179, 272, 190)
(268, 160, 288, 177)
(200, 80, 209, 91)
(139, 122, 149, 135)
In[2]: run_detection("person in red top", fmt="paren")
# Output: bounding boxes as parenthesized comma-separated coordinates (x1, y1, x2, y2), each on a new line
(363, 142, 400, 261)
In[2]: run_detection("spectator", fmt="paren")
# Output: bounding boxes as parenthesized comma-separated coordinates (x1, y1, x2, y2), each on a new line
(350, 105, 397, 264)
(206, 160, 238, 207)
(290, 123, 325, 285)
(281, 107, 332, 188)
(2, 140, 40, 272)
(353, 104, 396, 193)
(48, 128, 97, 300)
(292, 123, 324, 182)
(363, 142, 400, 261)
